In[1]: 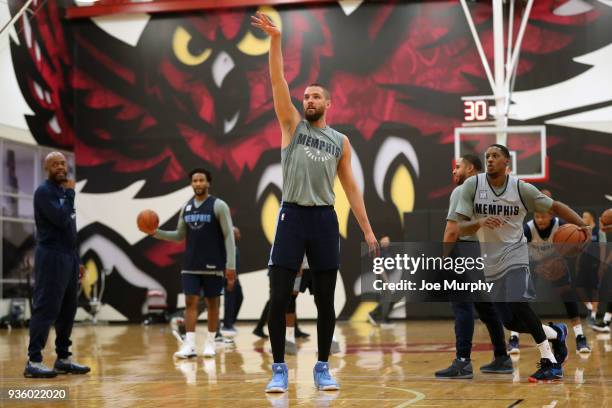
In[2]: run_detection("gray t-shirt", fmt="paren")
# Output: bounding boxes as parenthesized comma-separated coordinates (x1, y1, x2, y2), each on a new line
(455, 175, 554, 281)
(281, 120, 344, 206)
(456, 175, 554, 218)
(447, 185, 478, 241)
(154, 197, 236, 270)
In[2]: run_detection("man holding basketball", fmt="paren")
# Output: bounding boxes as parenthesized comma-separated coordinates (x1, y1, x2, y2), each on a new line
(25, 152, 90, 378)
(252, 11, 378, 392)
(141, 168, 236, 359)
(507, 190, 591, 354)
(456, 144, 588, 382)
(435, 154, 511, 379)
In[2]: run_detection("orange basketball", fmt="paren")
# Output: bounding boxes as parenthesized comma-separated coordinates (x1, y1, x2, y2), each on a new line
(137, 209, 159, 234)
(535, 257, 567, 282)
(553, 224, 587, 256)
(601, 208, 612, 227)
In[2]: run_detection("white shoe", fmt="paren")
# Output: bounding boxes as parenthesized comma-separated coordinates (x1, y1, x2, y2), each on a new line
(285, 339, 297, 355)
(221, 327, 238, 338)
(330, 339, 341, 354)
(174, 343, 197, 359)
(203, 339, 216, 357)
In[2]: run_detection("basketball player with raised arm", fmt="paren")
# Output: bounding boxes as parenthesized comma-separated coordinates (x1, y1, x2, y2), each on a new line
(456, 144, 589, 382)
(251, 11, 379, 393)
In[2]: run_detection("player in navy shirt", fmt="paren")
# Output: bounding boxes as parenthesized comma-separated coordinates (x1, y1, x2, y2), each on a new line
(24, 152, 90, 378)
(146, 168, 236, 359)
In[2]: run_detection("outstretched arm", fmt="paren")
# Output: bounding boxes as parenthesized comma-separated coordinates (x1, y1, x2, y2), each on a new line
(551, 201, 587, 228)
(152, 208, 186, 242)
(251, 11, 301, 148)
(337, 136, 379, 256)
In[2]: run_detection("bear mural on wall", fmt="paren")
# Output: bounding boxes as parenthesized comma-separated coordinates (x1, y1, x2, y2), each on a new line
(9, 0, 612, 319)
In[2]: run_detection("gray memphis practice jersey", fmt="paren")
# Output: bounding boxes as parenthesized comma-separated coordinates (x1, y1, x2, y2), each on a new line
(457, 174, 529, 280)
(281, 120, 344, 206)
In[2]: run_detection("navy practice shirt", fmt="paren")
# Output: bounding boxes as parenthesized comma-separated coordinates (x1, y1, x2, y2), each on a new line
(183, 196, 226, 271)
(33, 180, 78, 253)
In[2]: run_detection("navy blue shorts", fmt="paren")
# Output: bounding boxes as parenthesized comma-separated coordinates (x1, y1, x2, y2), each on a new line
(269, 203, 340, 271)
(181, 273, 223, 298)
(489, 267, 536, 302)
(299, 268, 313, 294)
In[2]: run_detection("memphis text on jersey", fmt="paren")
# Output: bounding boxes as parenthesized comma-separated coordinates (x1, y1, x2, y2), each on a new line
(296, 133, 341, 158)
(474, 202, 520, 217)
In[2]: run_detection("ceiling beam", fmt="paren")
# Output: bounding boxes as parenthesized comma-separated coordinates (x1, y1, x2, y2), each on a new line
(65, 0, 340, 19)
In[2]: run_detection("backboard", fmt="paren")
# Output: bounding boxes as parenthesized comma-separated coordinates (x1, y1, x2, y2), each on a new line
(454, 125, 547, 182)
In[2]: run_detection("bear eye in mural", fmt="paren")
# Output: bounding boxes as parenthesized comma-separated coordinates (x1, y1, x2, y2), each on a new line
(164, 6, 283, 143)
(172, 26, 213, 66)
(236, 7, 281, 56)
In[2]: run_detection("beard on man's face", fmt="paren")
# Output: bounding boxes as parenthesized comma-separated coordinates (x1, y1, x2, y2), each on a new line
(50, 170, 67, 184)
(193, 187, 207, 196)
(305, 106, 324, 122)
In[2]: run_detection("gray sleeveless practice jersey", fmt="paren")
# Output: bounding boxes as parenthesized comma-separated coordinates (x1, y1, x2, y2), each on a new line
(281, 120, 344, 206)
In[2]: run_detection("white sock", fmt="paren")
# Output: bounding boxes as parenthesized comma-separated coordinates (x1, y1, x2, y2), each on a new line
(332, 334, 338, 342)
(185, 332, 196, 346)
(207, 331, 216, 341)
(510, 331, 519, 338)
(536, 340, 557, 363)
(286, 327, 295, 343)
(573, 324, 584, 337)
(604, 313, 612, 323)
(542, 324, 558, 340)
(585, 302, 592, 311)
(591, 311, 597, 320)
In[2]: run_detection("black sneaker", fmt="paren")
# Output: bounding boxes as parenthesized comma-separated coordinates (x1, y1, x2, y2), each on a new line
(576, 335, 591, 353)
(54, 358, 90, 375)
(507, 335, 520, 354)
(295, 328, 310, 338)
(24, 361, 57, 378)
(528, 358, 563, 383)
(586, 315, 597, 330)
(479, 355, 513, 374)
(435, 359, 473, 379)
(367, 311, 379, 327)
(592, 320, 611, 333)
(253, 327, 269, 339)
(549, 322, 568, 364)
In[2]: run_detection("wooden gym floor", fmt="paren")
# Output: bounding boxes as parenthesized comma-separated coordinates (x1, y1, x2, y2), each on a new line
(1, 320, 611, 407)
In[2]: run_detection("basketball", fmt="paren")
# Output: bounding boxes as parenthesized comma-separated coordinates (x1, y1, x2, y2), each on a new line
(553, 224, 588, 256)
(602, 208, 612, 227)
(535, 257, 567, 282)
(137, 209, 159, 234)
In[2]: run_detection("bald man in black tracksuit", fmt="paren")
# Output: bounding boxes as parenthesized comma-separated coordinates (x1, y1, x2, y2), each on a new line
(24, 152, 90, 378)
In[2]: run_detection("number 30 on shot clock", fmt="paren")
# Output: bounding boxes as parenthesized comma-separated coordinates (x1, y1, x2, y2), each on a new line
(463, 100, 488, 122)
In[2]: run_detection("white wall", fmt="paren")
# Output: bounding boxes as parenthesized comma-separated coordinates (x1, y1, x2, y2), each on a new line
(0, 3, 36, 144)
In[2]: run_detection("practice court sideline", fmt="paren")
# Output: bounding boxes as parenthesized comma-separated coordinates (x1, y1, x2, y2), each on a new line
(2, 320, 610, 407)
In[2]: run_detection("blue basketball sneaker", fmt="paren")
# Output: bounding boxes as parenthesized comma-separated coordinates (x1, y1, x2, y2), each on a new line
(528, 358, 563, 383)
(265, 363, 288, 393)
(507, 335, 520, 354)
(23, 361, 57, 378)
(313, 361, 339, 391)
(54, 358, 91, 375)
(549, 322, 568, 364)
